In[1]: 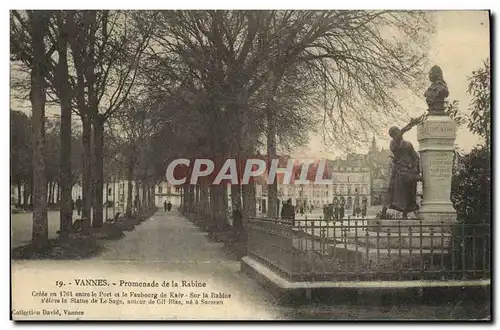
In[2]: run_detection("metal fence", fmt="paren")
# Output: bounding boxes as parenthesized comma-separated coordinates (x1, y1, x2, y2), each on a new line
(245, 217, 490, 282)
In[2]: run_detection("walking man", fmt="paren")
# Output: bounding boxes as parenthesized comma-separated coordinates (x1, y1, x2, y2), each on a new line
(353, 189, 360, 217)
(339, 196, 345, 220)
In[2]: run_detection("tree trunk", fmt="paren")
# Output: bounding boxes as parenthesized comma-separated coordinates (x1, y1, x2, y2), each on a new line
(51, 182, 56, 204)
(112, 179, 116, 217)
(30, 11, 49, 248)
(135, 181, 141, 213)
(209, 186, 216, 223)
(126, 156, 134, 216)
(190, 185, 195, 212)
(242, 183, 256, 220)
(58, 18, 72, 236)
(81, 115, 92, 229)
(183, 183, 190, 212)
(180, 186, 185, 211)
(47, 182, 52, 204)
(56, 183, 60, 204)
(187, 185, 192, 211)
(29, 177, 33, 207)
(142, 181, 147, 213)
(198, 185, 205, 215)
(92, 115, 105, 228)
(146, 184, 150, 209)
(267, 108, 278, 219)
(195, 184, 202, 215)
(231, 185, 241, 209)
(23, 182, 29, 206)
(212, 185, 228, 230)
(203, 185, 210, 215)
(105, 181, 109, 221)
(17, 183, 22, 206)
(150, 185, 155, 208)
(67, 11, 91, 229)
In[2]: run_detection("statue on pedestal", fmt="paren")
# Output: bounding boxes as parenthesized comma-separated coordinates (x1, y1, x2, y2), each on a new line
(424, 65, 449, 115)
(379, 116, 423, 220)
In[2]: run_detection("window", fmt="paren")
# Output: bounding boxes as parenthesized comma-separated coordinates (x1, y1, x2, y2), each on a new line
(158, 186, 163, 194)
(108, 188, 112, 196)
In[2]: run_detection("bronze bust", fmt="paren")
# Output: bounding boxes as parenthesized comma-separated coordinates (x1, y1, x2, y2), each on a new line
(424, 65, 449, 115)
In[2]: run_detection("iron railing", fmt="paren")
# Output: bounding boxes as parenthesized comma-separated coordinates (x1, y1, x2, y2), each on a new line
(245, 217, 490, 282)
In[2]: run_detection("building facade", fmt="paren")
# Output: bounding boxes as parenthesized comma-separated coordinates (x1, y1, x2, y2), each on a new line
(366, 137, 392, 205)
(255, 157, 372, 214)
(327, 159, 371, 210)
(154, 181, 181, 207)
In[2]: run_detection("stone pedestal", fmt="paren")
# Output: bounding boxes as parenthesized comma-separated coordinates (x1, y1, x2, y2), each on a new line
(417, 115, 457, 225)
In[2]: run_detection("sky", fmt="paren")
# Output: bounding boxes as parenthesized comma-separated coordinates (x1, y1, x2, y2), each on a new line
(292, 10, 490, 160)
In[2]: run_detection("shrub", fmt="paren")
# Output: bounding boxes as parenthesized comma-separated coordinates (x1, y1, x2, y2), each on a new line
(451, 146, 491, 224)
(449, 146, 491, 277)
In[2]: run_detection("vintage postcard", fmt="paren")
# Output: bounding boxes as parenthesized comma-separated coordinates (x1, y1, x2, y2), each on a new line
(10, 9, 491, 320)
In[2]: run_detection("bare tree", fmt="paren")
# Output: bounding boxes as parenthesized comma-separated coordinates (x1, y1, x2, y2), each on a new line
(11, 10, 53, 247)
(66, 10, 154, 228)
(50, 12, 73, 236)
(107, 97, 166, 215)
(141, 11, 432, 222)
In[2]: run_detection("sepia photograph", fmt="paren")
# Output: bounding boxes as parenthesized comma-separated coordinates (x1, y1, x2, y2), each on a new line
(9, 8, 491, 321)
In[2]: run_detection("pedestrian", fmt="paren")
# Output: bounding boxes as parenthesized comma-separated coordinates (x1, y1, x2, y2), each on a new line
(281, 199, 295, 225)
(333, 196, 339, 220)
(164, 200, 167, 212)
(362, 203, 367, 218)
(167, 201, 172, 212)
(232, 204, 244, 237)
(75, 196, 82, 216)
(354, 189, 360, 217)
(327, 203, 334, 222)
(339, 197, 345, 220)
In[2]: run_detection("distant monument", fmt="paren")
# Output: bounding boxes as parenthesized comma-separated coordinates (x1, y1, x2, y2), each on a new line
(417, 65, 457, 225)
(349, 66, 457, 260)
